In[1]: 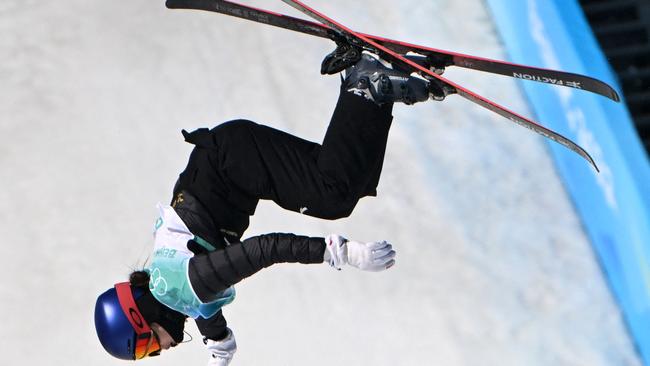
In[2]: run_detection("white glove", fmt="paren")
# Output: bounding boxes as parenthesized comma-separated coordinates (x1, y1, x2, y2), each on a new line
(205, 328, 237, 366)
(325, 234, 396, 272)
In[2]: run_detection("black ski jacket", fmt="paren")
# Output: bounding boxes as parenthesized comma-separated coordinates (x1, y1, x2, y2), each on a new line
(170, 188, 325, 340)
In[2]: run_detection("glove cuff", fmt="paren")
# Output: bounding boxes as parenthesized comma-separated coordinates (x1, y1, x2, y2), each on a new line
(325, 234, 348, 270)
(205, 328, 236, 365)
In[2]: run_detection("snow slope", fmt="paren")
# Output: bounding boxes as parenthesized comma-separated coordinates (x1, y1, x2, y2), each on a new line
(0, 0, 640, 365)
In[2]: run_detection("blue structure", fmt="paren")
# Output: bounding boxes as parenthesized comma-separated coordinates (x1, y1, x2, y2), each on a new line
(485, 0, 650, 363)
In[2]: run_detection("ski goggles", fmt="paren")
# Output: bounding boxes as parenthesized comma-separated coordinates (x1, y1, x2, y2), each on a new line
(114, 282, 162, 359)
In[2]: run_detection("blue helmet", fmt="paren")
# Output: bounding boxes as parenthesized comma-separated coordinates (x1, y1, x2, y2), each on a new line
(94, 285, 146, 360)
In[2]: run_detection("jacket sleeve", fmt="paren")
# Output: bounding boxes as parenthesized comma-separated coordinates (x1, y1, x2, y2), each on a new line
(195, 310, 228, 341)
(188, 233, 326, 302)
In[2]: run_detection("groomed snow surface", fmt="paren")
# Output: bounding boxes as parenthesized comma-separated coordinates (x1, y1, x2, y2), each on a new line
(0, 0, 641, 365)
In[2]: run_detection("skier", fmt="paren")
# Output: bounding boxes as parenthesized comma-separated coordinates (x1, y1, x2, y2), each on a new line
(94, 48, 443, 365)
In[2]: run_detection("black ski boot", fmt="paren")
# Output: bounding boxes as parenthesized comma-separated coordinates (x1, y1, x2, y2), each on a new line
(321, 36, 363, 75)
(342, 53, 433, 105)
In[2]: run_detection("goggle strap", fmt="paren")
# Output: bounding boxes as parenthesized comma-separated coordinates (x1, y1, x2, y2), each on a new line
(114, 282, 152, 335)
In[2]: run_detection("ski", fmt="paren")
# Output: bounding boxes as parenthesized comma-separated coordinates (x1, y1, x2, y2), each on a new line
(279, 0, 599, 171)
(165, 0, 620, 102)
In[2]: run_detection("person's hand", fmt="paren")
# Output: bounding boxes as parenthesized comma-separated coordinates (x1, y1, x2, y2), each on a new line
(205, 328, 236, 366)
(325, 234, 396, 272)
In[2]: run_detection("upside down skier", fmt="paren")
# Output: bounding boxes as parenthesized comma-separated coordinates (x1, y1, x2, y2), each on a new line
(94, 45, 445, 365)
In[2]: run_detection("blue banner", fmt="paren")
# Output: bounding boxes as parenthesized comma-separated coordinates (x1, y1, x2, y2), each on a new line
(485, 0, 650, 363)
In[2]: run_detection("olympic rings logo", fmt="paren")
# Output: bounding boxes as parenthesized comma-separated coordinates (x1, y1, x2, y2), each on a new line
(149, 268, 168, 296)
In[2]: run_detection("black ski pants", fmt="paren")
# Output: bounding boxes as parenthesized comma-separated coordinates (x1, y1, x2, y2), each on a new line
(209, 90, 394, 220)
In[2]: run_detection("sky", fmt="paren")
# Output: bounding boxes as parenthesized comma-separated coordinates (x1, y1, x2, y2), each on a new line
(0, 0, 641, 365)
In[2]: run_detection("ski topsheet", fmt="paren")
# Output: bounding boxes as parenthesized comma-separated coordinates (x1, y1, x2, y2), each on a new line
(166, 0, 620, 102)
(166, 0, 610, 171)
